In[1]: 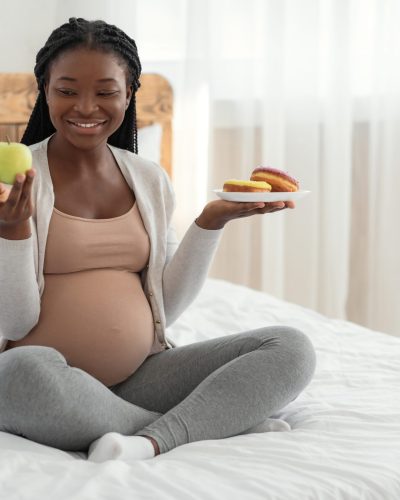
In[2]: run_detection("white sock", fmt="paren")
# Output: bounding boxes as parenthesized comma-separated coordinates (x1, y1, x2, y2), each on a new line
(87, 419, 290, 462)
(87, 433, 156, 463)
(241, 418, 291, 434)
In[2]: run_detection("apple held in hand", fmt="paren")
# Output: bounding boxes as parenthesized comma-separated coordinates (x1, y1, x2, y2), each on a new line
(0, 139, 32, 185)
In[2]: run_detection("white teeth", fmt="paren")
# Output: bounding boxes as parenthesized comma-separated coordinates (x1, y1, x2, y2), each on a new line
(70, 122, 104, 128)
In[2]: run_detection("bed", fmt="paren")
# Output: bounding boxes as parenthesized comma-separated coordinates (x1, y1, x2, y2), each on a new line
(1, 74, 400, 500)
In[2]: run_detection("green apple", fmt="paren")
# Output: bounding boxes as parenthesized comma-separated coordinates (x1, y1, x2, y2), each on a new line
(0, 140, 32, 185)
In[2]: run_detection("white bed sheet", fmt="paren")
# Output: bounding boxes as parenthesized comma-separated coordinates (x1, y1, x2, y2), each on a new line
(1, 278, 399, 500)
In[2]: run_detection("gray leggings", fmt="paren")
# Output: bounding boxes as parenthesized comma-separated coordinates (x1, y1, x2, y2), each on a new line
(0, 326, 316, 454)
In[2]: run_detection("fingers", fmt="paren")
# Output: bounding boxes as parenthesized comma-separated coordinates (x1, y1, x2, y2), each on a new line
(200, 198, 296, 228)
(239, 201, 284, 213)
(0, 183, 8, 201)
(7, 173, 29, 209)
(0, 168, 35, 221)
(233, 200, 296, 219)
(255, 201, 296, 213)
(19, 169, 36, 211)
(240, 202, 268, 212)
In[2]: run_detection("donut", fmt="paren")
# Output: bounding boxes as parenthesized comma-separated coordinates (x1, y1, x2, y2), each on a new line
(250, 167, 299, 192)
(223, 179, 272, 192)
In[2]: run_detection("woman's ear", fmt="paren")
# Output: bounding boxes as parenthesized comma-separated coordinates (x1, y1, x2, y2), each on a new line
(44, 82, 49, 104)
(126, 85, 133, 109)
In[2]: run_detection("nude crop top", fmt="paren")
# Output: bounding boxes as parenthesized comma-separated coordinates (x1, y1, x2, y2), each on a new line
(6, 203, 162, 386)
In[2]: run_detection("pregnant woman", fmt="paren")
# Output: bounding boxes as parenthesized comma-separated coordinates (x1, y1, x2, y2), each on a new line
(0, 17, 316, 462)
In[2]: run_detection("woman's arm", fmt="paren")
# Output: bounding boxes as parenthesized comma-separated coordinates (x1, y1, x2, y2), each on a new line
(162, 198, 294, 326)
(0, 171, 41, 340)
(162, 222, 222, 326)
(0, 235, 41, 340)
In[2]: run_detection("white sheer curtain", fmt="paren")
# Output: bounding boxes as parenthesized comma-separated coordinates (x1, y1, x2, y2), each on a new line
(20, 0, 399, 336)
(155, 0, 399, 336)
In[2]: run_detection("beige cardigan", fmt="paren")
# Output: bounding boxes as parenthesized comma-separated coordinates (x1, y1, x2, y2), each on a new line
(0, 137, 222, 353)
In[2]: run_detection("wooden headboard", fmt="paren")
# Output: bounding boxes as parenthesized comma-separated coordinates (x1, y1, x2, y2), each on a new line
(0, 73, 173, 177)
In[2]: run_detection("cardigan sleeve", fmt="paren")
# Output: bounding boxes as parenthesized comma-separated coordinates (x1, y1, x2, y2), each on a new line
(162, 221, 222, 326)
(0, 236, 40, 340)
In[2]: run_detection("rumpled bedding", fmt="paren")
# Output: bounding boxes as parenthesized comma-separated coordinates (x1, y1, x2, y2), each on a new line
(1, 278, 399, 499)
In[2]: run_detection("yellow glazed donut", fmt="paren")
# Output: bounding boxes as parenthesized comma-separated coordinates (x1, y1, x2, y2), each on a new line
(223, 179, 272, 192)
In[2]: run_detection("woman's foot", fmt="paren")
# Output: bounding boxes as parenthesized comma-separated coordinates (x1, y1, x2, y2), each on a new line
(87, 433, 157, 463)
(241, 418, 291, 434)
(87, 419, 290, 462)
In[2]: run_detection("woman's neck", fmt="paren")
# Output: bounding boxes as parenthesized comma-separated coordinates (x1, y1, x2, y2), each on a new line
(47, 133, 113, 176)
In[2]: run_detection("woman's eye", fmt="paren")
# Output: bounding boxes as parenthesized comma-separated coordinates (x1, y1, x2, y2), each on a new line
(98, 91, 118, 97)
(55, 89, 119, 97)
(57, 89, 76, 96)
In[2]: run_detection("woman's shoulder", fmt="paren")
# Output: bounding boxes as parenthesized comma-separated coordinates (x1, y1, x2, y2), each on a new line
(28, 137, 50, 168)
(109, 145, 172, 188)
(112, 146, 176, 214)
(110, 145, 163, 170)
(28, 137, 49, 152)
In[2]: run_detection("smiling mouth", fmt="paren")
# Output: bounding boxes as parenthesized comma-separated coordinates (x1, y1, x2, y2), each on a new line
(67, 120, 107, 128)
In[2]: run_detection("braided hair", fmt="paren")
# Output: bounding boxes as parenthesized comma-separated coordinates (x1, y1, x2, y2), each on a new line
(21, 17, 142, 153)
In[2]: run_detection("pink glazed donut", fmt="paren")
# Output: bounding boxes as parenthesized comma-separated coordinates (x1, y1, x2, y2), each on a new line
(250, 167, 299, 192)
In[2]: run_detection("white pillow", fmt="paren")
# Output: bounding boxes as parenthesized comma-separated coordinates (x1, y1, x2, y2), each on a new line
(137, 123, 162, 165)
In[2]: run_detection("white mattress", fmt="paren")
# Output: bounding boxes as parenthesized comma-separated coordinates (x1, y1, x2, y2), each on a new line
(1, 278, 399, 500)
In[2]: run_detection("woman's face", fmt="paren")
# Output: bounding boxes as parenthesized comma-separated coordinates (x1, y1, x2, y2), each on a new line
(44, 47, 133, 150)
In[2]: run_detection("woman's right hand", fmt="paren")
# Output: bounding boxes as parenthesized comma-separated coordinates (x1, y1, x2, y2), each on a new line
(0, 168, 36, 226)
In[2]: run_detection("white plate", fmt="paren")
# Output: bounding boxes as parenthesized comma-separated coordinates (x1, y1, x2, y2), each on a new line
(213, 189, 311, 202)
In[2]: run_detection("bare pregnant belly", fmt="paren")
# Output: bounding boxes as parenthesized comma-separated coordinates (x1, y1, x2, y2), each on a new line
(7, 269, 155, 386)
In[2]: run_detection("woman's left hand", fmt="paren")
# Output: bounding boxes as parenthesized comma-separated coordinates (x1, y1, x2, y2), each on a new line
(195, 199, 295, 230)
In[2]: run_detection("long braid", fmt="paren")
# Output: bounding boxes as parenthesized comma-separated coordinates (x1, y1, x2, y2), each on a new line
(21, 18, 141, 153)
(108, 94, 137, 153)
(22, 89, 56, 146)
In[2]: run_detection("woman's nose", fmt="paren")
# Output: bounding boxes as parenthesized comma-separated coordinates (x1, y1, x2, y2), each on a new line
(73, 95, 99, 114)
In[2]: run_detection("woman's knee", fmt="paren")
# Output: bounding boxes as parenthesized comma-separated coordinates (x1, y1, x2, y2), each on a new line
(254, 326, 316, 385)
(0, 346, 65, 433)
(0, 346, 67, 394)
(274, 326, 316, 386)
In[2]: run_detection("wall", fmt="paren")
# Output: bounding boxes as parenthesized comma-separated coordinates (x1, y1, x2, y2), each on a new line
(0, 0, 138, 72)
